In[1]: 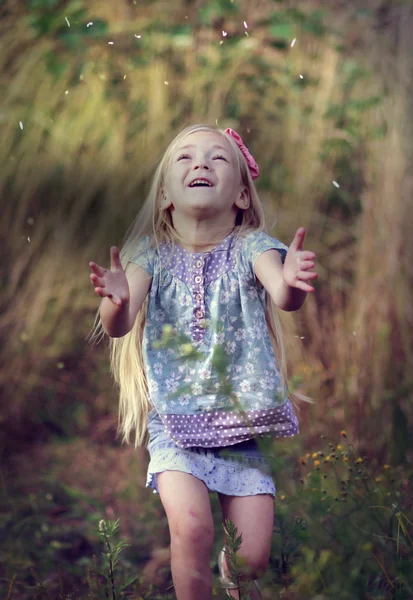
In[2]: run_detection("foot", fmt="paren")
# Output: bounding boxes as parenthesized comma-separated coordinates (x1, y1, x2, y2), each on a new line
(218, 548, 262, 599)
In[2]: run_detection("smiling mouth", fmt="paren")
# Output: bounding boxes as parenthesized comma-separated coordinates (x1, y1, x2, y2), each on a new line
(189, 179, 213, 187)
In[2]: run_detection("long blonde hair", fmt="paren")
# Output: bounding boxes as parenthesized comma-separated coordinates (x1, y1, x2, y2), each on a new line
(87, 124, 295, 448)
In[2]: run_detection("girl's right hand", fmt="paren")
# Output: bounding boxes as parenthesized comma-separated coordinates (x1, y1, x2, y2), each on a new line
(89, 246, 130, 308)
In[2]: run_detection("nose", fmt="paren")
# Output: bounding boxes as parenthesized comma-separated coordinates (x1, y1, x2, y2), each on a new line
(193, 157, 210, 171)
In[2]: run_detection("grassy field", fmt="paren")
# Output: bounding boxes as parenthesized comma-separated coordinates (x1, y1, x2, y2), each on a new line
(1, 0, 412, 598)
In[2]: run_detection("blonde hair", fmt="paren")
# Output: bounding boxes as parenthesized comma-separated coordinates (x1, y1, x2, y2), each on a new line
(87, 123, 294, 448)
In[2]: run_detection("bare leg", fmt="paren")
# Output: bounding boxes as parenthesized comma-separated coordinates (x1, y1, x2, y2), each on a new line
(157, 471, 215, 600)
(218, 493, 275, 600)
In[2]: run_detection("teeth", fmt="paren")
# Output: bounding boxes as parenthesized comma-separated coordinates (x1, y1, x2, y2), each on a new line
(190, 179, 212, 187)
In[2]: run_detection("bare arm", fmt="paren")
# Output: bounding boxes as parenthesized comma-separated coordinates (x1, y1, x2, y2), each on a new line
(90, 246, 152, 338)
(99, 263, 152, 337)
(253, 228, 317, 312)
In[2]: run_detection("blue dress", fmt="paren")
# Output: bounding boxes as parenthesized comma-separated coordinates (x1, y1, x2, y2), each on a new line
(130, 228, 297, 496)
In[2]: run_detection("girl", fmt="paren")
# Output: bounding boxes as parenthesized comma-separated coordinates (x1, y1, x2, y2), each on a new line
(87, 124, 317, 600)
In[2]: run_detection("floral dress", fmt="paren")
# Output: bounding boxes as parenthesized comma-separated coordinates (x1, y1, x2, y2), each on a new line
(130, 228, 298, 496)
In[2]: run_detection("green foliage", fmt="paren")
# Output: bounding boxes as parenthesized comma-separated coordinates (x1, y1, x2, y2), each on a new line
(268, 433, 413, 598)
(222, 519, 255, 599)
(92, 519, 139, 600)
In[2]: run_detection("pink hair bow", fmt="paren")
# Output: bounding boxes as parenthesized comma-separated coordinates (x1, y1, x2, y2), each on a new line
(224, 128, 259, 180)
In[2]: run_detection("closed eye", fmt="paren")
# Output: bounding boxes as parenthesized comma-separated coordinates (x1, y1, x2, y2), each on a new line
(177, 153, 191, 160)
(213, 155, 228, 161)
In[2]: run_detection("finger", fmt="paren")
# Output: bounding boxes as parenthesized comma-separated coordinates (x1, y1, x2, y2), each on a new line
(295, 280, 315, 293)
(298, 271, 318, 281)
(109, 293, 122, 307)
(292, 227, 306, 251)
(89, 262, 107, 277)
(110, 246, 123, 270)
(299, 260, 315, 270)
(90, 274, 105, 288)
(299, 251, 316, 261)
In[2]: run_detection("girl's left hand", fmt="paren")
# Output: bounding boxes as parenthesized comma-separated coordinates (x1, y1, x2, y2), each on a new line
(283, 227, 318, 293)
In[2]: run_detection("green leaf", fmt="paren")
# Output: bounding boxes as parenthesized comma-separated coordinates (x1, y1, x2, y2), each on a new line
(120, 575, 139, 591)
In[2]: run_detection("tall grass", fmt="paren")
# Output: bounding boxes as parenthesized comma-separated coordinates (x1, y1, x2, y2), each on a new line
(1, 0, 411, 456)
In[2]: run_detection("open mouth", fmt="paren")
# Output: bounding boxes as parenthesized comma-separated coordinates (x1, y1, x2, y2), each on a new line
(189, 179, 213, 187)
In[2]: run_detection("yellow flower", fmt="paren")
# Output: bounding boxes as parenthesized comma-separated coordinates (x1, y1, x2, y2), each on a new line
(375, 477, 382, 483)
(312, 452, 318, 459)
(280, 495, 285, 500)
(314, 460, 321, 467)
(299, 457, 306, 465)
(324, 456, 331, 462)
(340, 430, 347, 438)
(336, 444, 343, 451)
(355, 457, 363, 464)
(383, 464, 391, 470)
(305, 453, 311, 458)
(343, 457, 349, 462)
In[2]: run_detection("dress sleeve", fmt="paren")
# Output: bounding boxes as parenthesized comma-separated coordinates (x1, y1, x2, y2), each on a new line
(128, 235, 156, 276)
(241, 230, 289, 276)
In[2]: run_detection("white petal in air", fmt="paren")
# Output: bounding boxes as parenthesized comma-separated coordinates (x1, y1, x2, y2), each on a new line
(65, 17, 70, 27)
(291, 38, 296, 47)
(333, 180, 340, 188)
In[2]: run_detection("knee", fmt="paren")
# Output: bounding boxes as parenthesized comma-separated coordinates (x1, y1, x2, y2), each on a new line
(170, 507, 214, 550)
(236, 551, 269, 581)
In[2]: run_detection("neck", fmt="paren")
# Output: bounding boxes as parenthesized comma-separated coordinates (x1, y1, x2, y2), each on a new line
(170, 213, 236, 253)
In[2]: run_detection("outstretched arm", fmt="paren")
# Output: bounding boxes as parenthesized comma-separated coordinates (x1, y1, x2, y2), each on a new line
(253, 227, 317, 311)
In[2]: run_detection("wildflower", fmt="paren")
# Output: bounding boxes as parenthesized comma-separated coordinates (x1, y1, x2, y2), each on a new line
(312, 452, 318, 459)
(305, 453, 311, 458)
(299, 457, 306, 465)
(343, 457, 349, 462)
(324, 456, 331, 462)
(280, 495, 285, 500)
(383, 464, 391, 470)
(355, 457, 363, 464)
(375, 477, 382, 483)
(337, 444, 343, 451)
(314, 460, 321, 467)
(340, 430, 347, 438)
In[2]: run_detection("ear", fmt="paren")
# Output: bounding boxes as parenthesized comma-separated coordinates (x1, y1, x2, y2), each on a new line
(234, 186, 250, 210)
(160, 188, 172, 210)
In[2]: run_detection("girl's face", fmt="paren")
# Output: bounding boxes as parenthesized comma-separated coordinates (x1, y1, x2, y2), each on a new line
(162, 131, 248, 221)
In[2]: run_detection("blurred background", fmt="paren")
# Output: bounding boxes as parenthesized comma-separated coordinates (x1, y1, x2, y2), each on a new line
(1, 0, 412, 598)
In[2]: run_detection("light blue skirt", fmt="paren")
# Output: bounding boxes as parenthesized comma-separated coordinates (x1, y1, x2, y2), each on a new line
(146, 409, 276, 497)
